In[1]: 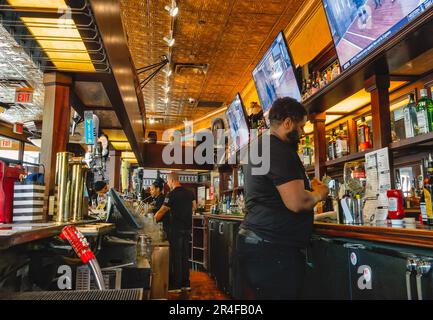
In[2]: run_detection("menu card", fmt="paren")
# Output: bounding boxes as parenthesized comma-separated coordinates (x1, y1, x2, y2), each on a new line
(364, 147, 391, 222)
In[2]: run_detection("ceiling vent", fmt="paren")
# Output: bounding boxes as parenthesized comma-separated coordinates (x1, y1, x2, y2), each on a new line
(174, 63, 208, 76)
(196, 101, 224, 108)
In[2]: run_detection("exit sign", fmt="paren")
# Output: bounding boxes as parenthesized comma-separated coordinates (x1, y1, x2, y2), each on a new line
(15, 88, 33, 103)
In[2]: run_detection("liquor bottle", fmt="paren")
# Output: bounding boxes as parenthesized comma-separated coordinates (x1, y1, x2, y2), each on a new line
(416, 90, 429, 135)
(403, 93, 418, 138)
(358, 117, 372, 151)
(303, 136, 313, 166)
(423, 158, 433, 226)
(418, 89, 433, 132)
(335, 124, 349, 158)
(226, 195, 231, 214)
(221, 195, 226, 213)
(298, 139, 305, 164)
(420, 191, 428, 223)
(327, 131, 335, 160)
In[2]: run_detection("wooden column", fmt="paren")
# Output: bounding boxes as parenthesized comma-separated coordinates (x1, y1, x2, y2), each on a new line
(348, 118, 358, 154)
(365, 74, 391, 148)
(107, 149, 121, 191)
(365, 73, 394, 186)
(311, 112, 327, 179)
(18, 141, 24, 162)
(40, 73, 72, 219)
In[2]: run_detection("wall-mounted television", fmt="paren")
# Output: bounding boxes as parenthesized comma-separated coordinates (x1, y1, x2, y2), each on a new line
(252, 31, 301, 118)
(322, 0, 433, 71)
(226, 94, 250, 152)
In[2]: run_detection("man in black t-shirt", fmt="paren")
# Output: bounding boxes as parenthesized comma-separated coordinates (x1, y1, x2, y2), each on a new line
(236, 97, 329, 300)
(149, 179, 167, 237)
(155, 172, 196, 293)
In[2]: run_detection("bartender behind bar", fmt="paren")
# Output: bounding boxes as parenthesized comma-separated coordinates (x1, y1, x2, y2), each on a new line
(154, 172, 196, 292)
(236, 97, 329, 300)
(149, 178, 167, 237)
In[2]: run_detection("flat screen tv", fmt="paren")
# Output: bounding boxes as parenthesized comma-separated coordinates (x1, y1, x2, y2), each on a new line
(252, 31, 301, 118)
(322, 0, 433, 71)
(226, 94, 250, 151)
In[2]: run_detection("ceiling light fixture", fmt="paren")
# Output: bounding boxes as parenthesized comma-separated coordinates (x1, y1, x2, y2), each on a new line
(165, 1, 179, 17)
(163, 34, 175, 47)
(163, 97, 169, 104)
(162, 85, 170, 93)
(163, 68, 172, 77)
(149, 117, 155, 124)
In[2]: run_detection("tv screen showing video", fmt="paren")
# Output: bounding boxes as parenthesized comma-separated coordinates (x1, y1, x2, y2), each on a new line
(322, 0, 433, 71)
(252, 31, 301, 116)
(226, 94, 249, 151)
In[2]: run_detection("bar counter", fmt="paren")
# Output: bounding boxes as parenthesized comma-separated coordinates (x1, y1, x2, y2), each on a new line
(0, 220, 113, 250)
(202, 213, 433, 249)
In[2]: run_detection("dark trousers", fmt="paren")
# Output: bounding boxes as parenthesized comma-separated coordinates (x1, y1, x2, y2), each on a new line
(235, 233, 306, 300)
(169, 230, 190, 289)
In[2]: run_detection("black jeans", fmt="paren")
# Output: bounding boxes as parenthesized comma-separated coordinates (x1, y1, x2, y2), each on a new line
(169, 229, 190, 289)
(235, 233, 306, 300)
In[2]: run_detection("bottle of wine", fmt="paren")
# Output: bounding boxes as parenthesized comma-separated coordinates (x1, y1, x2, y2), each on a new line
(303, 136, 313, 166)
(416, 90, 429, 135)
(336, 124, 349, 158)
(328, 129, 336, 160)
(418, 89, 433, 132)
(403, 93, 418, 138)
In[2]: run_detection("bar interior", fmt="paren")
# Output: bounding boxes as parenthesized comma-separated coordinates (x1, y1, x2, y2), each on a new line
(1, 0, 433, 301)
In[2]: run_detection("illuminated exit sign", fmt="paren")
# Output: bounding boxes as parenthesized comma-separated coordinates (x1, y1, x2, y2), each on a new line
(15, 88, 33, 103)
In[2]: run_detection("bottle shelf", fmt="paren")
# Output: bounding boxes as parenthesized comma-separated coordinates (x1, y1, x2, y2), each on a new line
(305, 165, 315, 173)
(325, 150, 371, 167)
(390, 132, 433, 151)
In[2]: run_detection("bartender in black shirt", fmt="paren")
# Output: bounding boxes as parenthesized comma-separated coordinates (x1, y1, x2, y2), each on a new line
(149, 178, 167, 237)
(236, 97, 329, 300)
(155, 172, 196, 292)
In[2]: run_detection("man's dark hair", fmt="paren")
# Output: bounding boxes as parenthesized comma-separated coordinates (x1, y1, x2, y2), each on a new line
(94, 180, 107, 192)
(268, 97, 307, 127)
(152, 178, 164, 191)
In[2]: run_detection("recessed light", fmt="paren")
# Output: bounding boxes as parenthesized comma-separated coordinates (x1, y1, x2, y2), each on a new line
(165, 1, 179, 17)
(163, 34, 175, 47)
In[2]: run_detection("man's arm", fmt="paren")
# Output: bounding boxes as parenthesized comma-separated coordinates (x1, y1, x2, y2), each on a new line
(276, 179, 328, 213)
(155, 205, 170, 222)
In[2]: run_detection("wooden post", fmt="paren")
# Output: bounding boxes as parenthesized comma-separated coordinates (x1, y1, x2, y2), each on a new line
(365, 74, 391, 148)
(18, 141, 24, 162)
(310, 112, 327, 179)
(40, 73, 72, 220)
(348, 118, 358, 154)
(365, 73, 395, 186)
(107, 149, 121, 191)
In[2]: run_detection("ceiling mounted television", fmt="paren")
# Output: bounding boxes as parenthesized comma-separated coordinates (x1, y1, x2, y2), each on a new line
(322, 0, 433, 71)
(252, 31, 301, 118)
(226, 94, 250, 152)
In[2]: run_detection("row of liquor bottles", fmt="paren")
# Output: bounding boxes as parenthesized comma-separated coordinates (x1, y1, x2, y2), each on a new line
(300, 60, 342, 101)
(299, 117, 373, 166)
(210, 192, 245, 215)
(399, 90, 433, 139)
(299, 88, 433, 167)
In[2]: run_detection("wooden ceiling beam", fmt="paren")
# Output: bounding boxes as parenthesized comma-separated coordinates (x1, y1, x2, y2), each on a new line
(89, 0, 146, 166)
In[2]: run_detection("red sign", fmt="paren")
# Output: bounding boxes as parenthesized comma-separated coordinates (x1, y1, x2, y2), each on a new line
(13, 123, 24, 135)
(15, 88, 33, 103)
